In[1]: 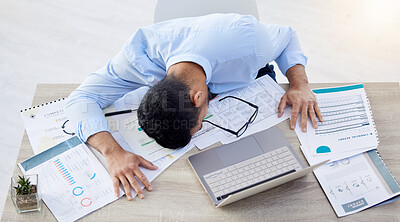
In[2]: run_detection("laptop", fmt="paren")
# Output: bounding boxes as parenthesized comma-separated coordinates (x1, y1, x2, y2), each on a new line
(188, 126, 328, 207)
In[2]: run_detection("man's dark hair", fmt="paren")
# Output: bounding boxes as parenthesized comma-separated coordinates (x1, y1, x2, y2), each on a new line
(137, 75, 200, 149)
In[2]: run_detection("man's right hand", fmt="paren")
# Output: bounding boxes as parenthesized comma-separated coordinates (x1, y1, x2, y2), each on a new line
(105, 148, 158, 200)
(87, 131, 158, 200)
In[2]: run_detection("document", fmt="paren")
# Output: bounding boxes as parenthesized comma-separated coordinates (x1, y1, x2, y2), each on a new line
(18, 134, 194, 221)
(295, 84, 378, 164)
(192, 75, 291, 149)
(20, 98, 75, 154)
(307, 84, 378, 156)
(294, 84, 400, 216)
(18, 137, 121, 222)
(19, 87, 195, 221)
(314, 150, 400, 217)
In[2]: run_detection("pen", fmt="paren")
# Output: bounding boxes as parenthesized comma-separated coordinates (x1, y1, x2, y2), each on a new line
(104, 108, 138, 117)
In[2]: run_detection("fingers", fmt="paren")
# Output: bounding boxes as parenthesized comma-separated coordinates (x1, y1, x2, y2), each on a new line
(137, 156, 155, 192)
(107, 152, 158, 202)
(125, 171, 144, 199)
(139, 156, 158, 170)
(278, 95, 288, 118)
(116, 168, 151, 200)
(119, 176, 133, 201)
(301, 104, 308, 132)
(290, 103, 300, 130)
(112, 177, 120, 197)
(133, 168, 153, 193)
(308, 104, 318, 129)
(284, 87, 323, 131)
(314, 102, 324, 122)
(295, 102, 323, 131)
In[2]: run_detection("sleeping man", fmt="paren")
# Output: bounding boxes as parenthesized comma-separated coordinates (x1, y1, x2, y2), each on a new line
(65, 13, 323, 201)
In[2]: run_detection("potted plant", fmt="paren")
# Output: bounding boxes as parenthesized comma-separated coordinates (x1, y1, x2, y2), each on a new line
(11, 174, 41, 213)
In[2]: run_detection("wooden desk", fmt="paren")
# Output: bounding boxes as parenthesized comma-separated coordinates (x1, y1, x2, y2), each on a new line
(2, 83, 400, 221)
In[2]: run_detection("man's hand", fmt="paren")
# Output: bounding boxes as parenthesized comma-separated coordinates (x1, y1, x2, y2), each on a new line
(278, 85, 323, 132)
(105, 148, 158, 200)
(278, 65, 323, 132)
(87, 131, 158, 200)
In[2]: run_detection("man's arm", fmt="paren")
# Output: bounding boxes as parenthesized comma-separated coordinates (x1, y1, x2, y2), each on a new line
(259, 24, 323, 130)
(278, 65, 323, 132)
(65, 51, 157, 200)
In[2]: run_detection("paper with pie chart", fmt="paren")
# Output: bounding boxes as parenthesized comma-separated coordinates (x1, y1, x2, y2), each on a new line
(308, 84, 378, 156)
(18, 137, 121, 222)
(294, 84, 400, 217)
(20, 98, 75, 154)
(18, 89, 195, 221)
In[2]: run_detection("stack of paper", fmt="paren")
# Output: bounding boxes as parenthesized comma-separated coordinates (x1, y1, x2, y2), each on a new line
(294, 84, 400, 217)
(18, 135, 193, 222)
(19, 87, 195, 221)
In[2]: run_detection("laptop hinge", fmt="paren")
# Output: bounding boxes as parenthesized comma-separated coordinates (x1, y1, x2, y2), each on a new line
(216, 169, 296, 201)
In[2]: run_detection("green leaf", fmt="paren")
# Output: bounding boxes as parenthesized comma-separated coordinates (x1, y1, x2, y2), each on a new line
(15, 175, 33, 195)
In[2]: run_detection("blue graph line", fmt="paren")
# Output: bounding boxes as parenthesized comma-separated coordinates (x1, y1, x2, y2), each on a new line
(72, 187, 84, 196)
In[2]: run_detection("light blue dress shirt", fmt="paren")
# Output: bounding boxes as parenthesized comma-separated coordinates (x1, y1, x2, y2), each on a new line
(65, 13, 308, 142)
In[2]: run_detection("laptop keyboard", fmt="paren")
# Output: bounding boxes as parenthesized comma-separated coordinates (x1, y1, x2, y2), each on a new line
(203, 146, 302, 201)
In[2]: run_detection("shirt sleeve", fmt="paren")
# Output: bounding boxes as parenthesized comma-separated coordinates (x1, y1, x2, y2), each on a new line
(65, 51, 150, 142)
(260, 24, 308, 76)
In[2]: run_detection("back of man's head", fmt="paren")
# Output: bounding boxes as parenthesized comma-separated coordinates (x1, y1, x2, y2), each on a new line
(137, 75, 199, 149)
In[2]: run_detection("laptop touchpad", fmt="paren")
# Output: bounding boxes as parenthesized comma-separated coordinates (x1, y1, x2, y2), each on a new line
(215, 137, 263, 167)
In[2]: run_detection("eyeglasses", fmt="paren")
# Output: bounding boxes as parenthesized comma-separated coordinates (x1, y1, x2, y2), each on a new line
(202, 96, 259, 137)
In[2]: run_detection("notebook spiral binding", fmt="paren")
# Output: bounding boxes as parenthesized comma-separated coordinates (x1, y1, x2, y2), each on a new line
(20, 98, 66, 113)
(374, 149, 400, 186)
(364, 90, 380, 145)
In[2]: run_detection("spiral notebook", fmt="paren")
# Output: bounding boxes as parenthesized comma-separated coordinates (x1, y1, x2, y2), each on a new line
(313, 149, 400, 217)
(292, 84, 398, 217)
(20, 98, 75, 154)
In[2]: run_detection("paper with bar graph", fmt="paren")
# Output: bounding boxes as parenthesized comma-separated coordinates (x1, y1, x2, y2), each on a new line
(18, 137, 121, 222)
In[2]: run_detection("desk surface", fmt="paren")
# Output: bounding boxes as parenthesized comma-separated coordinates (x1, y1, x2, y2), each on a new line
(2, 82, 400, 221)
